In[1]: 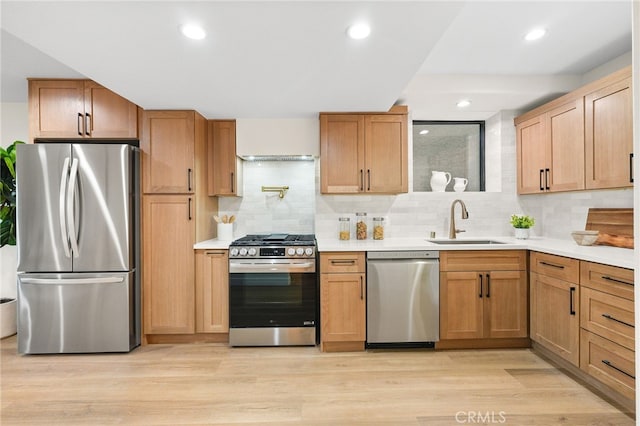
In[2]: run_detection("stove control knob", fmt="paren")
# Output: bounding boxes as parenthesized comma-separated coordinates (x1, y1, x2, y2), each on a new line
(230, 248, 239, 257)
(296, 248, 305, 256)
(248, 248, 257, 256)
(287, 248, 296, 256)
(305, 248, 314, 257)
(239, 248, 248, 256)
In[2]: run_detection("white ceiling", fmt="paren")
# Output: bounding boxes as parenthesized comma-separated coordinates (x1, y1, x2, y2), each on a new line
(0, 1, 633, 121)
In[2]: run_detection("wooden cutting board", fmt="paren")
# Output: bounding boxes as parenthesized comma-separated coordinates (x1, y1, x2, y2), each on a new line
(585, 208, 634, 248)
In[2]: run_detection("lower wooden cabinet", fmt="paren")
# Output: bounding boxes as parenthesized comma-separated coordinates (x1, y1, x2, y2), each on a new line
(580, 329, 635, 401)
(195, 250, 229, 333)
(530, 271, 580, 365)
(579, 260, 635, 402)
(319, 252, 366, 352)
(143, 195, 195, 334)
(439, 251, 528, 345)
(530, 252, 580, 366)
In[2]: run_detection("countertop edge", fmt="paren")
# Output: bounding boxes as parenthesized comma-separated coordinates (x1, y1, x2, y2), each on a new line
(316, 237, 635, 270)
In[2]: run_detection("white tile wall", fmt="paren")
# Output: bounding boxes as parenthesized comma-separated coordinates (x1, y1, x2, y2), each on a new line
(217, 160, 316, 237)
(220, 109, 633, 242)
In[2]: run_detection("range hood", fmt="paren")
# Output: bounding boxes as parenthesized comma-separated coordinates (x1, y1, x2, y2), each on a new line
(236, 118, 320, 160)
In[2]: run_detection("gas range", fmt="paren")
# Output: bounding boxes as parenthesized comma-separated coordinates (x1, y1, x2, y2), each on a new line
(229, 234, 316, 259)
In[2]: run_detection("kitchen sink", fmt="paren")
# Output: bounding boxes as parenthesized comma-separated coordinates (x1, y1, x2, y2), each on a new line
(427, 239, 506, 245)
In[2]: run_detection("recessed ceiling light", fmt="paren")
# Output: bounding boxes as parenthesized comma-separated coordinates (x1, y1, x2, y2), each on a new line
(180, 24, 206, 40)
(419, 129, 429, 135)
(347, 23, 371, 40)
(456, 99, 471, 108)
(524, 27, 546, 42)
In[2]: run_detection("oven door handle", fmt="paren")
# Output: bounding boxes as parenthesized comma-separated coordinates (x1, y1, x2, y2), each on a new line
(230, 262, 315, 273)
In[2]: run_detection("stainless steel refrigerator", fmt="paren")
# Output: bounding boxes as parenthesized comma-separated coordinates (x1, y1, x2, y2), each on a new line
(16, 142, 140, 354)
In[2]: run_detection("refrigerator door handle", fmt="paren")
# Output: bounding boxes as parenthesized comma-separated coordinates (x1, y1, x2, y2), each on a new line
(58, 157, 71, 258)
(67, 158, 80, 258)
(21, 276, 125, 285)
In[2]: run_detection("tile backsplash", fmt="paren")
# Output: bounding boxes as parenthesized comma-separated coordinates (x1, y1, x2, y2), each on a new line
(217, 160, 316, 237)
(219, 109, 633, 242)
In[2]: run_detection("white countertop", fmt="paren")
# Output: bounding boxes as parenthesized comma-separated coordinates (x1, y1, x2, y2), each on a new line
(193, 239, 232, 250)
(194, 236, 635, 270)
(316, 236, 635, 270)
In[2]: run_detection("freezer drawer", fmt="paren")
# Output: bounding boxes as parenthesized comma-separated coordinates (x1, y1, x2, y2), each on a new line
(18, 272, 138, 354)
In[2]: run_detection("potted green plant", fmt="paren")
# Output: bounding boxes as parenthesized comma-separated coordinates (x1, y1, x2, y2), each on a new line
(510, 214, 535, 239)
(1, 140, 24, 338)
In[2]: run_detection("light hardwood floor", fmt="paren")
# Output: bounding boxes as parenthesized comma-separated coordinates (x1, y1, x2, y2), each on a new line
(1, 335, 633, 425)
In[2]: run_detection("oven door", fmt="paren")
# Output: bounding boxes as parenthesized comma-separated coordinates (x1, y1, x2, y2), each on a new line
(229, 259, 317, 329)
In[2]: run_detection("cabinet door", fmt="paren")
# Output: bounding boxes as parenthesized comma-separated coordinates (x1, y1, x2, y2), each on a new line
(320, 273, 366, 342)
(28, 80, 85, 140)
(143, 195, 195, 334)
(516, 115, 546, 194)
(484, 270, 528, 338)
(195, 250, 229, 333)
(141, 111, 195, 194)
(84, 81, 138, 138)
(207, 120, 238, 196)
(320, 114, 365, 193)
(585, 77, 633, 189)
(364, 114, 408, 193)
(440, 271, 484, 339)
(531, 272, 579, 366)
(547, 99, 585, 192)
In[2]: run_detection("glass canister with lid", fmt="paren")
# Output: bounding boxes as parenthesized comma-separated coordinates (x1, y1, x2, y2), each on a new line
(355, 212, 368, 240)
(338, 217, 351, 240)
(372, 217, 385, 240)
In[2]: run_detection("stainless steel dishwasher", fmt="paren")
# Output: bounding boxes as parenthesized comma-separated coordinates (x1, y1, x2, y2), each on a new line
(366, 251, 439, 348)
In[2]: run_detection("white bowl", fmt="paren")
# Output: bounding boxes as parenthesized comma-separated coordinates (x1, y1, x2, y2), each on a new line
(571, 230, 599, 246)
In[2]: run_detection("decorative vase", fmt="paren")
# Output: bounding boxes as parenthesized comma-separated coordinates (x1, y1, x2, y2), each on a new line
(0, 245, 17, 338)
(514, 228, 530, 239)
(0, 298, 16, 338)
(430, 171, 451, 192)
(453, 177, 468, 192)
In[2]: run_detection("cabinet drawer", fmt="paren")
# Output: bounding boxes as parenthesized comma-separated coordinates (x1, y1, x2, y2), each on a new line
(580, 261, 634, 301)
(581, 287, 634, 350)
(580, 329, 635, 401)
(320, 252, 365, 273)
(440, 250, 526, 271)
(530, 252, 579, 282)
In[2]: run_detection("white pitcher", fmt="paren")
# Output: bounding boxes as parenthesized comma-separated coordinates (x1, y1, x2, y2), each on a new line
(453, 177, 468, 192)
(430, 171, 451, 192)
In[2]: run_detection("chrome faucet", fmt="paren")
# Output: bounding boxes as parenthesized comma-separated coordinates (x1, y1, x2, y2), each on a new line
(449, 199, 469, 239)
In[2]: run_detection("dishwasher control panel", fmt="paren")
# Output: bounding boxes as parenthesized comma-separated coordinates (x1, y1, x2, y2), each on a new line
(366, 251, 439, 260)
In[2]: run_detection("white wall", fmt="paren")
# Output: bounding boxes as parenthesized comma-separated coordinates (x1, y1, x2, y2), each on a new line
(1, 102, 28, 146)
(0, 102, 28, 299)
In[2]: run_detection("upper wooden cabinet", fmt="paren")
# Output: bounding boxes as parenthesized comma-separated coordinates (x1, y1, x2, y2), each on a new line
(514, 66, 632, 194)
(208, 120, 242, 196)
(28, 79, 138, 141)
(516, 99, 585, 194)
(141, 110, 201, 194)
(320, 107, 408, 194)
(585, 76, 633, 189)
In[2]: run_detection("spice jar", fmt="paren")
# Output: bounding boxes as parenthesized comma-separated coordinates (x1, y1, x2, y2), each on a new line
(338, 217, 351, 240)
(373, 217, 385, 240)
(355, 212, 368, 240)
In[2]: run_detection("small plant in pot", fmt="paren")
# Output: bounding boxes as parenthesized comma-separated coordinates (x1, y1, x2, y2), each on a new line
(510, 214, 535, 239)
(1, 141, 24, 338)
